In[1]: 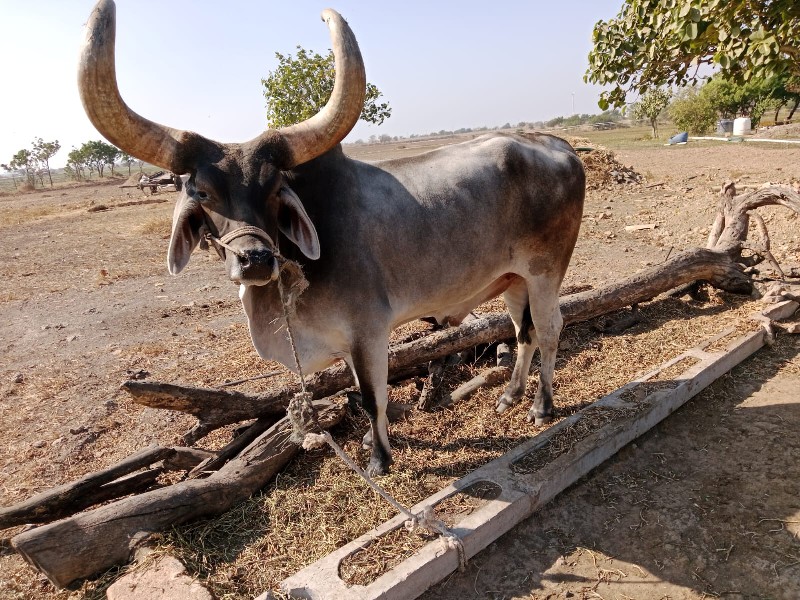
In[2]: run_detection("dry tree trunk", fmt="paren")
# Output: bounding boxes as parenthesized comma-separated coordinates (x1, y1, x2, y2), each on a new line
(708, 183, 800, 265)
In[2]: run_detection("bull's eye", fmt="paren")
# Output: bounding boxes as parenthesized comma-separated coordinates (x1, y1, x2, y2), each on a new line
(196, 191, 209, 200)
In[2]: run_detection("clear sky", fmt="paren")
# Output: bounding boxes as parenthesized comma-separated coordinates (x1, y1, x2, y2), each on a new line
(0, 0, 624, 168)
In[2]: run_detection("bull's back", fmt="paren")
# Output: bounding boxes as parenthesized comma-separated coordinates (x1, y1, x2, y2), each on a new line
(348, 133, 584, 321)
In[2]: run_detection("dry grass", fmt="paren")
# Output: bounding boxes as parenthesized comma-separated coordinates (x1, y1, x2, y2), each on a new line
(0, 204, 60, 226)
(136, 215, 173, 236)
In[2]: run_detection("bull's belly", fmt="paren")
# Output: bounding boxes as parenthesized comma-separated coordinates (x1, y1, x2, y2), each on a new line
(391, 272, 520, 328)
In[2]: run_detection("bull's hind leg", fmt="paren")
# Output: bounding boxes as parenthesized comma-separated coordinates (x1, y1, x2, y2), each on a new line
(524, 274, 564, 424)
(495, 274, 564, 424)
(496, 278, 538, 414)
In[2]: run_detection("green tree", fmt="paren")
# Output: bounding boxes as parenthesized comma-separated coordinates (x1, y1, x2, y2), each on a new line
(118, 151, 136, 175)
(630, 88, 671, 137)
(10, 149, 36, 188)
(83, 140, 119, 178)
(262, 46, 391, 128)
(669, 87, 717, 134)
(66, 146, 90, 181)
(32, 138, 61, 187)
(1, 163, 19, 189)
(586, 0, 800, 109)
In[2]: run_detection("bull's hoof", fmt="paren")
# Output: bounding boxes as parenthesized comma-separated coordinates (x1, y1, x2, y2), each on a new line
(366, 456, 391, 477)
(527, 409, 553, 426)
(495, 393, 520, 415)
(361, 429, 373, 451)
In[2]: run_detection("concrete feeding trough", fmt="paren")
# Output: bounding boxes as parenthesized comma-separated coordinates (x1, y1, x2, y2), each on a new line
(265, 300, 798, 600)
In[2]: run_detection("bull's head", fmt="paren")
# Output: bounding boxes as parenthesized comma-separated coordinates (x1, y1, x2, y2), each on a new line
(78, 0, 365, 285)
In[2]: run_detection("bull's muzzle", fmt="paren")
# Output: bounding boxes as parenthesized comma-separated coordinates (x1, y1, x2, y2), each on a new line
(205, 226, 281, 286)
(230, 248, 280, 286)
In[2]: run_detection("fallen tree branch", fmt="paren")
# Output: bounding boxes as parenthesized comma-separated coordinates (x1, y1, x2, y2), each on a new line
(11, 398, 347, 589)
(189, 417, 274, 477)
(448, 343, 513, 404)
(0, 445, 174, 529)
(120, 381, 288, 431)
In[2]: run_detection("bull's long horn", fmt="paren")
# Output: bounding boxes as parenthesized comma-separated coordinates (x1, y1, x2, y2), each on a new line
(78, 0, 197, 173)
(275, 9, 366, 168)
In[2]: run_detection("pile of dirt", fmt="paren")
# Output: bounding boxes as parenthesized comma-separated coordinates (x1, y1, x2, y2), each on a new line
(121, 171, 144, 187)
(755, 122, 800, 139)
(567, 137, 644, 189)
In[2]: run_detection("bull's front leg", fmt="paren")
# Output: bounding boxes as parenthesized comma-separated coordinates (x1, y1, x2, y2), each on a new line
(349, 336, 393, 476)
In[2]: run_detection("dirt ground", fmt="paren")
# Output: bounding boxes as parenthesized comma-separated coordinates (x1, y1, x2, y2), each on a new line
(0, 132, 799, 599)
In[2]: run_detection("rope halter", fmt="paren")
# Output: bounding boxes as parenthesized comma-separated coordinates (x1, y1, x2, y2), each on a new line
(203, 225, 279, 261)
(202, 223, 309, 311)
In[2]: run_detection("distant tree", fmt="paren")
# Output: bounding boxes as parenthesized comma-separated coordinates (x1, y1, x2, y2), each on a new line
(66, 146, 90, 181)
(586, 0, 800, 109)
(588, 109, 623, 124)
(31, 138, 60, 187)
(118, 151, 136, 175)
(1, 163, 18, 189)
(769, 73, 800, 122)
(630, 88, 671, 138)
(669, 87, 717, 135)
(10, 149, 36, 188)
(83, 140, 120, 178)
(262, 46, 392, 129)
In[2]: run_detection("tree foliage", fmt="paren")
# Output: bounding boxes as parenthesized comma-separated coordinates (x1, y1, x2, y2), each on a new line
(262, 46, 392, 129)
(65, 141, 120, 180)
(586, 0, 800, 109)
(9, 149, 36, 188)
(668, 87, 717, 134)
(630, 88, 671, 137)
(32, 138, 60, 187)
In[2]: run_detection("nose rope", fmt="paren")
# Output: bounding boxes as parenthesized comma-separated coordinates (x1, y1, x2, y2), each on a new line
(203, 225, 279, 260)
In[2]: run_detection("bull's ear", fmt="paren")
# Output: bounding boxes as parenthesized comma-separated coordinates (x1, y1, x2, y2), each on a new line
(167, 198, 204, 274)
(277, 185, 320, 260)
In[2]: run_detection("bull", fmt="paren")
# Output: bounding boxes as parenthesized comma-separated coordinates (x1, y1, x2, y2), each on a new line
(79, 0, 584, 476)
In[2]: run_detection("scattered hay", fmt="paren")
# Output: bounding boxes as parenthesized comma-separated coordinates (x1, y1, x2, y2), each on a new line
(51, 292, 766, 597)
(338, 527, 434, 587)
(338, 480, 501, 586)
(511, 405, 639, 474)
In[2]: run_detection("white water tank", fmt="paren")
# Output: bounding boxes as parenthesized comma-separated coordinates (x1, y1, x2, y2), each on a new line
(733, 117, 751, 136)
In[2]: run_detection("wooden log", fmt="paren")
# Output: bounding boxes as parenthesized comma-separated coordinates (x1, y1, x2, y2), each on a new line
(11, 399, 346, 589)
(162, 447, 215, 472)
(0, 445, 174, 529)
(416, 358, 446, 411)
(121, 381, 289, 428)
(189, 417, 274, 477)
(448, 343, 513, 404)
